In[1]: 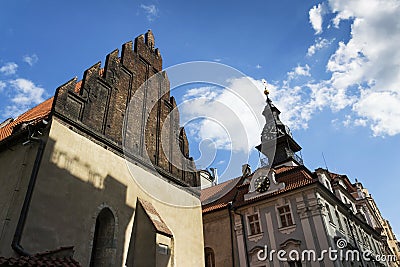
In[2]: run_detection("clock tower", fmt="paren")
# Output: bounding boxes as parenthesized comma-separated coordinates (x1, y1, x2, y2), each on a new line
(256, 93, 303, 168)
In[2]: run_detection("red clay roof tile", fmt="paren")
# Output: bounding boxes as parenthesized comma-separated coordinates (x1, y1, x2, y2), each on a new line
(138, 198, 173, 237)
(0, 97, 53, 142)
(0, 68, 104, 143)
(202, 165, 318, 212)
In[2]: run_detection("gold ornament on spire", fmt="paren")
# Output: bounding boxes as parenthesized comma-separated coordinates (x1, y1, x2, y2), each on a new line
(262, 79, 269, 96)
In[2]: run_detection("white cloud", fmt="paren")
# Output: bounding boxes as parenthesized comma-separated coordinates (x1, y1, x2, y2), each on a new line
(0, 81, 5, 92)
(287, 64, 311, 80)
(182, 86, 220, 101)
(342, 115, 352, 127)
(324, 0, 400, 135)
(180, 77, 269, 153)
(307, 37, 334, 56)
(2, 79, 46, 118)
(278, 0, 400, 136)
(140, 4, 158, 21)
(354, 118, 367, 127)
(353, 91, 400, 136)
(23, 54, 38, 66)
(309, 3, 326, 34)
(294, 64, 311, 76)
(256, 64, 262, 69)
(9, 79, 45, 105)
(0, 62, 18, 75)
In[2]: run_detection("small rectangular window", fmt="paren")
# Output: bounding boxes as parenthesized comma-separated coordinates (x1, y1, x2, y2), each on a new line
(278, 205, 294, 228)
(247, 214, 261, 235)
(157, 243, 169, 255)
(326, 204, 334, 223)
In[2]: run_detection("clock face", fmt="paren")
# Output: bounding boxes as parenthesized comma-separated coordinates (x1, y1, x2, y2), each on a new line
(262, 122, 277, 142)
(254, 175, 270, 193)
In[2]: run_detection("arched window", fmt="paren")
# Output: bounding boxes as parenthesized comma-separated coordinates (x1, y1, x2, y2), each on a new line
(205, 247, 215, 267)
(90, 208, 116, 267)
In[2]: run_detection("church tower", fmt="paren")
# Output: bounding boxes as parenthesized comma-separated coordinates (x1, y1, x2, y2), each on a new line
(256, 90, 303, 167)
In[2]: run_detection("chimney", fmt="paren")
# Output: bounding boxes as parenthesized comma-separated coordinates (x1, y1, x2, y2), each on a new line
(210, 168, 218, 185)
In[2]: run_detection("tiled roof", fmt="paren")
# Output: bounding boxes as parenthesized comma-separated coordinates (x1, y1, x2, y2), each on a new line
(0, 256, 80, 267)
(138, 198, 173, 237)
(201, 177, 241, 203)
(0, 69, 100, 143)
(202, 165, 318, 213)
(234, 166, 317, 207)
(0, 247, 81, 267)
(201, 177, 243, 213)
(0, 98, 53, 142)
(327, 170, 357, 193)
(275, 165, 297, 174)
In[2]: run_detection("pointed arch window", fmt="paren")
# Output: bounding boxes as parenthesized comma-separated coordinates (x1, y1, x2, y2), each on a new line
(205, 247, 215, 267)
(90, 208, 116, 267)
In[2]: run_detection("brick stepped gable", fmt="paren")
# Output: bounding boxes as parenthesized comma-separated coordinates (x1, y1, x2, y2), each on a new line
(53, 30, 198, 187)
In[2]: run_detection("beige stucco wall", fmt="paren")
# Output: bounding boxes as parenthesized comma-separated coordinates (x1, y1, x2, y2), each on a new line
(0, 119, 204, 266)
(0, 135, 47, 256)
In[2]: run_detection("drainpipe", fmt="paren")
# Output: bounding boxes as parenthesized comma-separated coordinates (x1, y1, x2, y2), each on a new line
(12, 124, 46, 256)
(227, 202, 236, 267)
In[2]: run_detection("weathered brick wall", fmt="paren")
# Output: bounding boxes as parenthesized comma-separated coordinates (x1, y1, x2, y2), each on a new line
(53, 30, 199, 187)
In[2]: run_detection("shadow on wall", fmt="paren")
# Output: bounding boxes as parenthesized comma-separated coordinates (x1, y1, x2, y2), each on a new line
(126, 200, 172, 267)
(21, 136, 135, 266)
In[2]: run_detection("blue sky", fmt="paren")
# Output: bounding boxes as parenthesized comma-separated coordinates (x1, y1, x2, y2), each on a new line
(1, 0, 399, 236)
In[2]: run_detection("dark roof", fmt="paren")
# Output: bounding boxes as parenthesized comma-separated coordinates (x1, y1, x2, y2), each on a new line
(0, 247, 81, 267)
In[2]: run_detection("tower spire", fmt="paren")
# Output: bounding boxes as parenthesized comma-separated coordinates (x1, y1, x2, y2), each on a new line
(256, 84, 303, 167)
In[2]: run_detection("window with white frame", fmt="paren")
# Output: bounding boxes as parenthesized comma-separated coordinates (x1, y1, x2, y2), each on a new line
(335, 210, 343, 230)
(326, 204, 334, 223)
(247, 214, 261, 235)
(278, 205, 294, 228)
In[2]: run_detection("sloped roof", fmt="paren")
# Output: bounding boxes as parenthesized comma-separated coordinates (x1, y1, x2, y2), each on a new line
(0, 247, 81, 267)
(0, 98, 53, 142)
(236, 168, 317, 206)
(138, 198, 173, 237)
(0, 69, 99, 143)
(202, 165, 318, 213)
(0, 256, 80, 267)
(326, 170, 357, 193)
(201, 177, 241, 203)
(201, 177, 243, 213)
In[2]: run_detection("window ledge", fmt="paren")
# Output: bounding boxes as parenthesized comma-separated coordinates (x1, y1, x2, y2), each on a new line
(279, 224, 296, 235)
(248, 232, 263, 242)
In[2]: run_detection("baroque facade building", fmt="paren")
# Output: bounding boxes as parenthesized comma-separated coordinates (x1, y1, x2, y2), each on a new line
(202, 96, 399, 267)
(0, 30, 204, 266)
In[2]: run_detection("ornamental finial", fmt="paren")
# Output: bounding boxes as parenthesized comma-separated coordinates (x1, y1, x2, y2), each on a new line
(262, 79, 269, 96)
